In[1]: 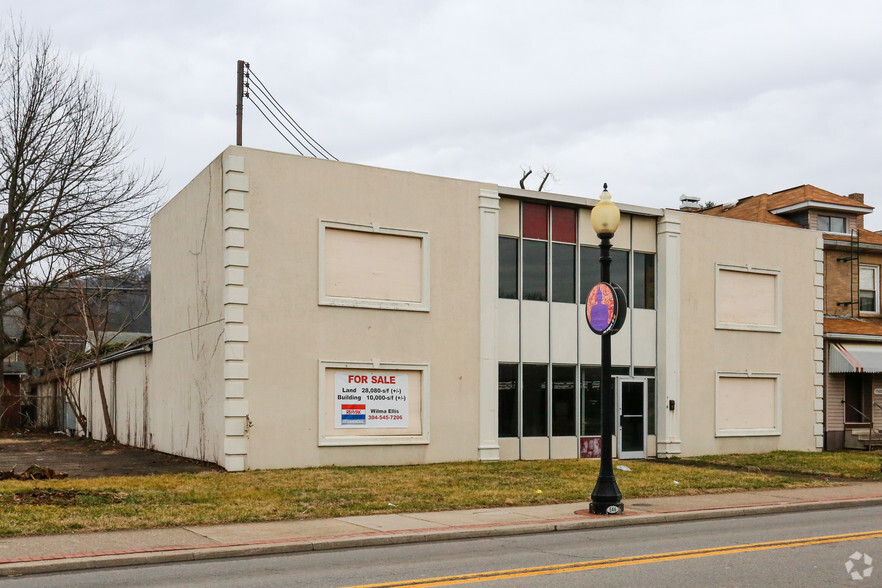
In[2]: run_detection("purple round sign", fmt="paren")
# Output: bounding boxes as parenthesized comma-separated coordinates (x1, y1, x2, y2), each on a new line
(586, 282, 626, 335)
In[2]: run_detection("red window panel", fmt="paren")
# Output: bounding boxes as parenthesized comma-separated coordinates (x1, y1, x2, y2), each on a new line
(523, 202, 548, 240)
(552, 206, 576, 243)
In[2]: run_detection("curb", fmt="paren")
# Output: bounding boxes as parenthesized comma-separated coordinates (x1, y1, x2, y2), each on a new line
(2, 496, 882, 577)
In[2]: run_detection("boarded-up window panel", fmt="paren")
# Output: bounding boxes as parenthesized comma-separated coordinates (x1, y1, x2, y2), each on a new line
(718, 269, 777, 327)
(717, 376, 776, 431)
(323, 368, 423, 437)
(325, 229, 422, 302)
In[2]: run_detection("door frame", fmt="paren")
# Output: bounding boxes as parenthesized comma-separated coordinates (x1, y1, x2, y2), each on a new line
(616, 377, 648, 459)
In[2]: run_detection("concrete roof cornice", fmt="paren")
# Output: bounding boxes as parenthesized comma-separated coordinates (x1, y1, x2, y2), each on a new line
(498, 186, 664, 218)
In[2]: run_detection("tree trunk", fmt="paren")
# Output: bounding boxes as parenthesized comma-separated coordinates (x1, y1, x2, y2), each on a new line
(93, 357, 116, 443)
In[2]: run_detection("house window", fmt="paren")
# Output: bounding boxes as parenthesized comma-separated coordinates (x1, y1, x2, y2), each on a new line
(818, 215, 847, 233)
(633, 252, 655, 309)
(859, 265, 879, 313)
(498, 237, 518, 299)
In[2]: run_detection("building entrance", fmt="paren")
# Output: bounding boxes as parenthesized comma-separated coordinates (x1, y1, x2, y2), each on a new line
(617, 378, 647, 459)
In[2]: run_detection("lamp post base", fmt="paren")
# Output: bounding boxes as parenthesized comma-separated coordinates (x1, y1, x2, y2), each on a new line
(588, 501, 624, 515)
(590, 472, 624, 515)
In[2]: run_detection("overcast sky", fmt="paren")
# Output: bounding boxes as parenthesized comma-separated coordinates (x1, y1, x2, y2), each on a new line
(4, 1, 882, 228)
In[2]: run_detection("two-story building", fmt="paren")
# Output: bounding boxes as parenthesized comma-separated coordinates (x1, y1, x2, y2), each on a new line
(141, 147, 823, 470)
(700, 185, 882, 450)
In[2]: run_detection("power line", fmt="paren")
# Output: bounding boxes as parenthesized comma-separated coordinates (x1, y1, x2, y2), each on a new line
(248, 88, 315, 156)
(247, 68, 338, 161)
(237, 61, 338, 161)
(247, 97, 305, 156)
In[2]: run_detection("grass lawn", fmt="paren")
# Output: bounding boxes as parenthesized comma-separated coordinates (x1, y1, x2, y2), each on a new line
(0, 457, 839, 537)
(681, 450, 882, 480)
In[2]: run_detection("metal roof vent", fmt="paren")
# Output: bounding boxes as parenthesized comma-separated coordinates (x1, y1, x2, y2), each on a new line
(679, 194, 701, 211)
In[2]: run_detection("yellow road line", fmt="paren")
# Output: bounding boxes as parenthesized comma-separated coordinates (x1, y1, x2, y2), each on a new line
(343, 529, 882, 587)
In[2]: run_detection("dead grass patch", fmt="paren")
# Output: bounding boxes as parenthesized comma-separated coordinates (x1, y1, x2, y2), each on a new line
(681, 450, 882, 480)
(0, 458, 836, 536)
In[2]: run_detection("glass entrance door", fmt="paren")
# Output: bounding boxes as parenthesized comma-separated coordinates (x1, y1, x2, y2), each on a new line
(617, 378, 647, 459)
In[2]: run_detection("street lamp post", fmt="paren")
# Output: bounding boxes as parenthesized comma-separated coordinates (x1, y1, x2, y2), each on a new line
(588, 183, 624, 515)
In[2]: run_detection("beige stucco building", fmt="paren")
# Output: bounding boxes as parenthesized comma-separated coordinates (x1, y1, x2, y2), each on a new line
(148, 146, 823, 470)
(699, 185, 882, 450)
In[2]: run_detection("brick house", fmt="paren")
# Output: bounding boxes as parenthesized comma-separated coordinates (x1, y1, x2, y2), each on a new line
(698, 185, 882, 449)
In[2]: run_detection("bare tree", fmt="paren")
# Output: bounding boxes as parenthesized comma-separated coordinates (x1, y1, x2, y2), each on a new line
(518, 165, 556, 192)
(0, 20, 162, 371)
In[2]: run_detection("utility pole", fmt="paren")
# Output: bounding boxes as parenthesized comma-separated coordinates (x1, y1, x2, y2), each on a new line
(236, 60, 244, 146)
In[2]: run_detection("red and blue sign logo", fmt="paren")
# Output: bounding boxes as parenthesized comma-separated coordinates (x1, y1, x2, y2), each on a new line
(340, 404, 366, 425)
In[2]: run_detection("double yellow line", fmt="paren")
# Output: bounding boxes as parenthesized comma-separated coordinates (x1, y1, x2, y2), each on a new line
(345, 529, 882, 587)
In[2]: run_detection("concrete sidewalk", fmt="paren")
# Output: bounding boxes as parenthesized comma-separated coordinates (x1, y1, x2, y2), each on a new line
(2, 481, 882, 577)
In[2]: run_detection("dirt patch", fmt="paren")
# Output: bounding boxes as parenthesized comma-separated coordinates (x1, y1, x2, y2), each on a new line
(11, 488, 126, 505)
(0, 432, 221, 478)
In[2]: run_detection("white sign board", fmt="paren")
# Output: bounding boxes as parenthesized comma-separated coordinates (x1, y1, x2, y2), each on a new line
(334, 372, 409, 428)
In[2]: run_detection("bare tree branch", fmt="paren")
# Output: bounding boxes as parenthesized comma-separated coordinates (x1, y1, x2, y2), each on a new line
(519, 167, 532, 190)
(537, 166, 556, 192)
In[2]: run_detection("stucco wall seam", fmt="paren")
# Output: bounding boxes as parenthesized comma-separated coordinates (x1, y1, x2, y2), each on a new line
(222, 153, 250, 471)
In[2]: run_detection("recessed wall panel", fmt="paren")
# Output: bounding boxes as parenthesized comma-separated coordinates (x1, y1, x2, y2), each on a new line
(521, 300, 550, 363)
(551, 303, 578, 364)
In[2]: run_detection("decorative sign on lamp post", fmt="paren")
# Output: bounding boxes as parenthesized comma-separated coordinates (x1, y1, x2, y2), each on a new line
(587, 183, 626, 515)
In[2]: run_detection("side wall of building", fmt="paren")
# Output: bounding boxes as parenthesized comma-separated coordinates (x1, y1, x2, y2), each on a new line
(226, 147, 494, 469)
(674, 212, 823, 455)
(150, 158, 226, 464)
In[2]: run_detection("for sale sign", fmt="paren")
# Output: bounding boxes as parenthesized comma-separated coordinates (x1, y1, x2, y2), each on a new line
(334, 372, 409, 428)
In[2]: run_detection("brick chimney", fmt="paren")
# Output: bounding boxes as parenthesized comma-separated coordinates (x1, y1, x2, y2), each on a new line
(848, 193, 865, 229)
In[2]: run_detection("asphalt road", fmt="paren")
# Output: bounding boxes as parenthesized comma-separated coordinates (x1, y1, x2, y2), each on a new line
(6, 506, 882, 587)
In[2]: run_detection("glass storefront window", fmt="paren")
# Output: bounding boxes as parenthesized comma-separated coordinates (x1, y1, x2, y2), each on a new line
(634, 367, 656, 436)
(552, 243, 575, 303)
(580, 365, 629, 436)
(498, 363, 519, 437)
(633, 252, 655, 309)
(523, 240, 548, 301)
(580, 246, 628, 305)
(551, 365, 576, 436)
(522, 364, 548, 437)
(498, 236, 518, 299)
